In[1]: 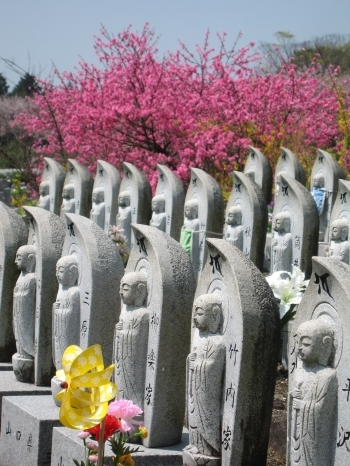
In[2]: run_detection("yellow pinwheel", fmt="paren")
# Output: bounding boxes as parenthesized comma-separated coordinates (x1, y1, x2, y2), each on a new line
(55, 344, 118, 430)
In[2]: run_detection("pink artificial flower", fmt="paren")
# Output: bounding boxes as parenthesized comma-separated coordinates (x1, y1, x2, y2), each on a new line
(86, 441, 99, 450)
(108, 399, 143, 433)
(88, 455, 98, 463)
(77, 431, 90, 439)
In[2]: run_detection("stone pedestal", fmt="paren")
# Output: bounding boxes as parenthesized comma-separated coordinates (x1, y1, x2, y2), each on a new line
(51, 426, 189, 466)
(0, 372, 51, 427)
(0, 395, 60, 466)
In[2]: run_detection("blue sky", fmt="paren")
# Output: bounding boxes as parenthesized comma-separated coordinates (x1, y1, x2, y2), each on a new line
(1, 0, 350, 89)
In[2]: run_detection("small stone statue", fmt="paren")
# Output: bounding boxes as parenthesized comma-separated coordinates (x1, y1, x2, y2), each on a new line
(224, 206, 243, 251)
(311, 174, 326, 215)
(114, 272, 149, 409)
(12, 245, 36, 382)
(289, 319, 337, 466)
(245, 168, 255, 182)
(37, 181, 50, 211)
(149, 194, 166, 232)
(116, 191, 132, 247)
(271, 212, 293, 273)
(61, 184, 75, 214)
(327, 219, 350, 264)
(53, 255, 80, 369)
(275, 171, 283, 197)
(184, 294, 225, 466)
(90, 187, 106, 230)
(180, 199, 200, 260)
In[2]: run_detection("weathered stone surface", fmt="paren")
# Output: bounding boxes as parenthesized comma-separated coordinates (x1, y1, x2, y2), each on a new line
(61, 159, 93, 218)
(226, 171, 267, 271)
(117, 162, 152, 248)
(51, 426, 189, 466)
(114, 224, 196, 448)
(184, 239, 280, 466)
(330, 178, 350, 228)
(0, 395, 60, 466)
(271, 174, 318, 278)
(153, 164, 186, 242)
(91, 160, 121, 234)
(62, 213, 123, 366)
(21, 207, 66, 386)
(287, 257, 350, 465)
(275, 147, 306, 199)
(0, 372, 51, 426)
(244, 146, 273, 203)
(181, 168, 224, 280)
(0, 203, 27, 362)
(311, 149, 346, 242)
(38, 157, 66, 215)
(327, 219, 350, 264)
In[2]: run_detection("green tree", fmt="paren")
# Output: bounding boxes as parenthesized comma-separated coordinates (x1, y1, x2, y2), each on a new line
(11, 72, 39, 97)
(0, 73, 9, 95)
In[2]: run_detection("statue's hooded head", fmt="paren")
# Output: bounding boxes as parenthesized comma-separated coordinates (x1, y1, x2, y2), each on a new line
(313, 173, 325, 189)
(245, 168, 255, 182)
(56, 255, 79, 287)
(193, 294, 223, 334)
(152, 194, 165, 213)
(92, 187, 105, 204)
(15, 245, 36, 273)
(39, 181, 50, 196)
(185, 199, 198, 220)
(274, 211, 291, 233)
(62, 184, 74, 199)
(226, 206, 242, 226)
(120, 272, 148, 307)
(297, 319, 335, 367)
(331, 218, 349, 241)
(118, 191, 130, 207)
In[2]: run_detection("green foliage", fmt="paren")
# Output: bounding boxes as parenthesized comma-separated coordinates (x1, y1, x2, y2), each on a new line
(10, 73, 40, 97)
(0, 73, 9, 96)
(10, 172, 37, 216)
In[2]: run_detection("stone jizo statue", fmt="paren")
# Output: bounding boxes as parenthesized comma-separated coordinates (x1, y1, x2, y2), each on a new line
(311, 174, 326, 215)
(224, 206, 243, 251)
(149, 194, 166, 232)
(275, 171, 284, 197)
(180, 199, 200, 258)
(53, 255, 80, 369)
(245, 168, 255, 182)
(184, 294, 225, 466)
(116, 191, 132, 246)
(37, 181, 50, 211)
(115, 272, 149, 409)
(289, 319, 337, 466)
(327, 219, 350, 264)
(90, 187, 106, 230)
(271, 212, 292, 273)
(61, 184, 75, 214)
(12, 245, 36, 382)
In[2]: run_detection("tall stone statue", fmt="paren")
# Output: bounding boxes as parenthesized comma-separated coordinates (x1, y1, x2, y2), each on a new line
(149, 195, 166, 232)
(37, 181, 50, 211)
(53, 255, 80, 369)
(90, 187, 105, 230)
(180, 199, 200, 262)
(116, 191, 132, 248)
(12, 245, 36, 383)
(288, 320, 337, 466)
(61, 184, 75, 214)
(224, 206, 243, 251)
(271, 212, 293, 273)
(184, 294, 225, 465)
(115, 272, 149, 409)
(327, 219, 350, 264)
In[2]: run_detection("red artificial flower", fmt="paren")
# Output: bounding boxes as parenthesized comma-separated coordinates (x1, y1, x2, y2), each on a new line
(86, 414, 121, 442)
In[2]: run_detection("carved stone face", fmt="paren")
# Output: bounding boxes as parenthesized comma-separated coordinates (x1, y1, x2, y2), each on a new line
(92, 189, 104, 204)
(15, 251, 27, 271)
(120, 280, 136, 305)
(298, 335, 321, 365)
(331, 225, 342, 241)
(185, 204, 198, 220)
(39, 182, 49, 196)
(193, 305, 212, 332)
(152, 198, 165, 213)
(226, 209, 242, 226)
(274, 214, 290, 233)
(63, 185, 74, 199)
(56, 264, 70, 286)
(246, 169, 255, 181)
(118, 194, 130, 207)
(297, 320, 334, 367)
(15, 246, 35, 272)
(313, 175, 324, 189)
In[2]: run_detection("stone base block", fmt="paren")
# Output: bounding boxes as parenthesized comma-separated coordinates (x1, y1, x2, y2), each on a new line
(0, 395, 60, 466)
(51, 426, 189, 466)
(0, 363, 12, 371)
(0, 372, 51, 428)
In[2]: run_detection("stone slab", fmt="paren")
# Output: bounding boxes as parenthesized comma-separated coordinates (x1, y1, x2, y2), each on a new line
(0, 372, 51, 426)
(51, 426, 189, 466)
(0, 395, 60, 466)
(0, 363, 12, 371)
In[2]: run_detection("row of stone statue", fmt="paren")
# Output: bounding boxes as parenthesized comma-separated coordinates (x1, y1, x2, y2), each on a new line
(1, 198, 349, 465)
